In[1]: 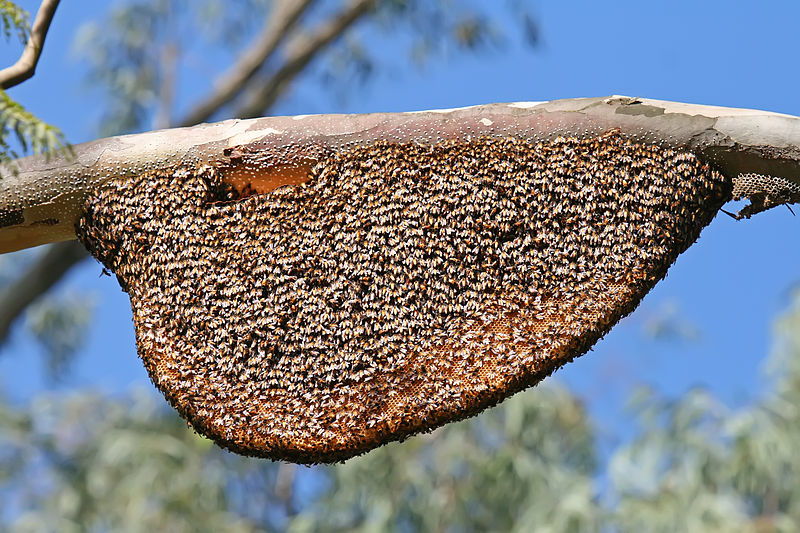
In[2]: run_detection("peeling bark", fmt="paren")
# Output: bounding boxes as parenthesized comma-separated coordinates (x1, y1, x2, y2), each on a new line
(2, 95, 799, 254)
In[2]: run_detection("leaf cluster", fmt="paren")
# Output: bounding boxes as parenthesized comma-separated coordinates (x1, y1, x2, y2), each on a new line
(0, 0, 29, 44)
(0, 89, 66, 163)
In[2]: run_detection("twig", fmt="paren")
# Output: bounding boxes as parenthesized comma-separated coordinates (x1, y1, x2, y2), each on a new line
(0, 0, 61, 89)
(235, 0, 375, 119)
(178, 0, 315, 127)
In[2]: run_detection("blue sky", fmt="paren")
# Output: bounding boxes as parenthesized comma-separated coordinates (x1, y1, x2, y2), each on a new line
(1, 0, 799, 454)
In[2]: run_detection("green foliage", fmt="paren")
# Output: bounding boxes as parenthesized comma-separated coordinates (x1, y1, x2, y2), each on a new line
(319, 0, 538, 102)
(375, 0, 538, 54)
(373, 0, 503, 63)
(190, 0, 272, 47)
(0, 383, 602, 532)
(609, 388, 751, 532)
(73, 0, 276, 136)
(607, 293, 800, 532)
(0, 89, 67, 163)
(0, 0, 29, 44)
(291, 387, 601, 533)
(0, 390, 266, 532)
(73, 1, 174, 137)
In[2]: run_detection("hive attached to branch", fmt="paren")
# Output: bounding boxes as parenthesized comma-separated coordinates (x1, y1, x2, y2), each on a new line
(10, 96, 795, 462)
(76, 128, 730, 463)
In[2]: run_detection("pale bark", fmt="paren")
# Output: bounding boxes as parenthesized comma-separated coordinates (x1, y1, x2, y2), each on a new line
(0, 0, 61, 89)
(2, 95, 800, 256)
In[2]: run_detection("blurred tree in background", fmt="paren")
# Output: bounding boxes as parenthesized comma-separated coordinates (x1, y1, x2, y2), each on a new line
(3, 293, 800, 530)
(2, 1, 800, 531)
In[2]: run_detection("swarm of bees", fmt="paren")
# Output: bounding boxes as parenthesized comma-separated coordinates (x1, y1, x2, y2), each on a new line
(76, 131, 731, 463)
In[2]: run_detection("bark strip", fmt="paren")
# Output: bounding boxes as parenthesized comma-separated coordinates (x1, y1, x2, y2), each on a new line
(2, 95, 799, 254)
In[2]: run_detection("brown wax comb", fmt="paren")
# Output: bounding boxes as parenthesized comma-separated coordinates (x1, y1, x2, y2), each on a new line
(6, 97, 798, 464)
(75, 130, 729, 463)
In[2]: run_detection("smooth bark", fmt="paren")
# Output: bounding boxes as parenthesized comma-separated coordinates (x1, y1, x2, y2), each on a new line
(2, 95, 800, 255)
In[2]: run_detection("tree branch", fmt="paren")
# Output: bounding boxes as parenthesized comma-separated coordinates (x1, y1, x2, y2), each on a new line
(0, 0, 60, 90)
(235, 0, 375, 119)
(4, 96, 800, 253)
(178, 0, 315, 128)
(0, 239, 85, 344)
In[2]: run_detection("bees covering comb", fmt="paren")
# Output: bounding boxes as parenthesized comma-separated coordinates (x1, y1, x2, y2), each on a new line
(75, 131, 731, 463)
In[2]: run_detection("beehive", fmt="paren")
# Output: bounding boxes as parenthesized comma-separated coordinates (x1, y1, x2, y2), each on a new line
(76, 131, 731, 463)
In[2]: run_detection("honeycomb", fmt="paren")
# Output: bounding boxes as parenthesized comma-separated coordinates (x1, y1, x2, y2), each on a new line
(731, 172, 800, 218)
(76, 132, 731, 463)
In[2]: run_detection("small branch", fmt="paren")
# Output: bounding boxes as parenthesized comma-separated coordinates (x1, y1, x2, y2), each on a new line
(153, 41, 178, 131)
(0, 0, 61, 90)
(0, 240, 86, 345)
(178, 0, 315, 127)
(235, 0, 375, 119)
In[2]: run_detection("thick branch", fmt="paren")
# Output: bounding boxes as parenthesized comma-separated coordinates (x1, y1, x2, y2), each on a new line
(0, 239, 85, 344)
(235, 0, 375, 119)
(178, 0, 315, 128)
(0, 0, 60, 89)
(3, 95, 800, 256)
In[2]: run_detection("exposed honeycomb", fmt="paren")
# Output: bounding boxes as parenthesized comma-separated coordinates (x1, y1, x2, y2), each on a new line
(731, 172, 800, 218)
(76, 132, 731, 463)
